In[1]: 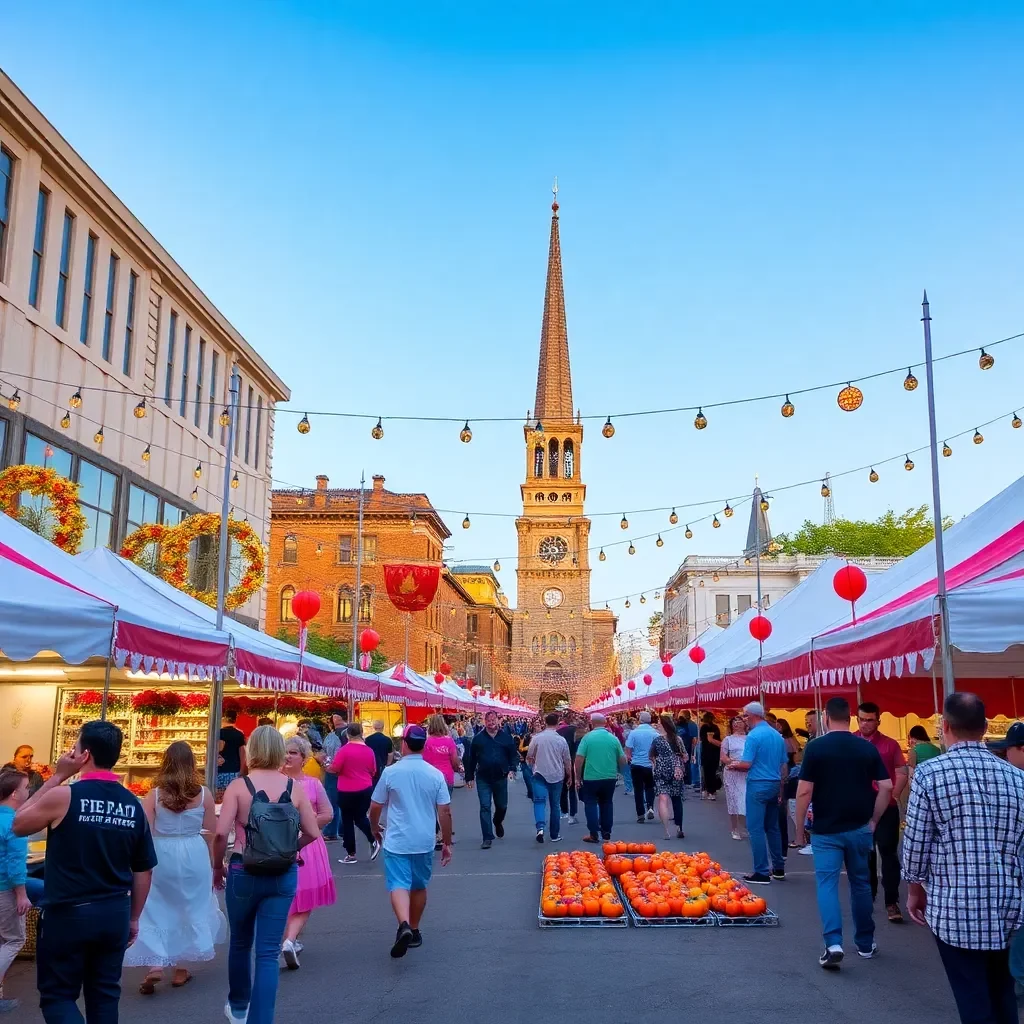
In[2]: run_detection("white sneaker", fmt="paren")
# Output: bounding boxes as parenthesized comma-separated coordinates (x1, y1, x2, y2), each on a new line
(225, 1003, 248, 1024)
(731, 831, 742, 840)
(281, 939, 300, 970)
(294, 941, 304, 954)
(339, 855, 358, 865)
(566, 816, 578, 825)
(799, 844, 814, 855)
(645, 809, 655, 821)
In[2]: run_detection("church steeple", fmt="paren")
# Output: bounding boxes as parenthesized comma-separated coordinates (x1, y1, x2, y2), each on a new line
(533, 180, 574, 425)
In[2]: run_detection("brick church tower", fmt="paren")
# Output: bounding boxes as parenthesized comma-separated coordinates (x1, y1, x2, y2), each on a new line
(510, 188, 616, 709)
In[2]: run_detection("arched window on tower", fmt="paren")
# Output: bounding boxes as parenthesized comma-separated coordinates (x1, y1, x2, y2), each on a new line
(358, 586, 373, 623)
(563, 439, 574, 479)
(336, 586, 353, 623)
(534, 445, 544, 478)
(280, 586, 296, 622)
(568, 636, 577, 655)
(548, 438, 560, 479)
(548, 632, 566, 654)
(531, 635, 540, 655)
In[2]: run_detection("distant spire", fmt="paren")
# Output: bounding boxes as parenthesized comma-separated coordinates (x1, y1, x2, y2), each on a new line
(744, 486, 772, 559)
(533, 181, 573, 424)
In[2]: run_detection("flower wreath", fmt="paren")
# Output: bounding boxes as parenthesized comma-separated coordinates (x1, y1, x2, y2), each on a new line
(158, 513, 265, 611)
(0, 464, 87, 554)
(119, 522, 169, 563)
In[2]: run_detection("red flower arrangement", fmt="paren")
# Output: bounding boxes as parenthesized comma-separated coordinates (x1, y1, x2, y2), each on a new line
(71, 689, 105, 709)
(0, 464, 87, 554)
(182, 692, 210, 711)
(220, 693, 343, 716)
(132, 690, 185, 716)
(128, 779, 154, 797)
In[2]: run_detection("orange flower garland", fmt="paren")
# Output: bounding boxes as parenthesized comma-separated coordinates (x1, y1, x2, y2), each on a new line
(119, 522, 169, 563)
(0, 464, 87, 554)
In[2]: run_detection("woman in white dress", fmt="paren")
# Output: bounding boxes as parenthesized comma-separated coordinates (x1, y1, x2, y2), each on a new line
(125, 741, 227, 993)
(720, 716, 748, 841)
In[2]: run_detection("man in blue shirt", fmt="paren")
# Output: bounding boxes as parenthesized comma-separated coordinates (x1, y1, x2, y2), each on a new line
(726, 701, 788, 884)
(625, 712, 658, 822)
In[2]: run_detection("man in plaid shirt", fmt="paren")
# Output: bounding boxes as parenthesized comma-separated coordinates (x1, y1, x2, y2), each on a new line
(902, 692, 1024, 1024)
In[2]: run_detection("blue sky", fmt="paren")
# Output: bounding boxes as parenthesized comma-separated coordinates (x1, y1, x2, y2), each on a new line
(3, 1, 1023, 635)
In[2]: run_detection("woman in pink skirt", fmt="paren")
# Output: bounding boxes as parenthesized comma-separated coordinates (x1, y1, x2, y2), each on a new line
(280, 734, 336, 970)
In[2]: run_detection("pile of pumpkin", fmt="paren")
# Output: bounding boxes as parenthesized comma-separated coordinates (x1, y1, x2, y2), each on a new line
(603, 844, 769, 920)
(540, 850, 625, 919)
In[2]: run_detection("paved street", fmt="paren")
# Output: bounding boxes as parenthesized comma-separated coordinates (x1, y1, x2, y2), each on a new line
(7, 781, 961, 1024)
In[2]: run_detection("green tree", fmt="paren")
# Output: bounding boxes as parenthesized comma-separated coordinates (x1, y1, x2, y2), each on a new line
(647, 611, 664, 649)
(275, 626, 389, 672)
(773, 505, 951, 558)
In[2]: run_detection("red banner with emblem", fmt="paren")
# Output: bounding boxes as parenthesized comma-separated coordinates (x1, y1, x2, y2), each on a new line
(383, 563, 441, 612)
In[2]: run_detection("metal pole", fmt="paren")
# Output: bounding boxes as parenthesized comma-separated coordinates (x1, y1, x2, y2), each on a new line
(921, 292, 955, 697)
(100, 656, 112, 721)
(205, 367, 240, 789)
(755, 496, 764, 705)
(352, 472, 365, 670)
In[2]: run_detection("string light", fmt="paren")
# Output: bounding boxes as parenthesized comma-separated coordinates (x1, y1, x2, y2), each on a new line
(69, 389, 83, 409)
(60, 411, 71, 430)
(133, 398, 146, 419)
(694, 408, 707, 430)
(760, 496, 770, 512)
(460, 421, 472, 443)
(624, 599, 631, 608)
(93, 426, 104, 445)
(942, 441, 952, 457)
(669, 508, 678, 524)
(869, 467, 878, 482)
(904, 454, 915, 471)
(316, 543, 323, 557)
(712, 572, 720, 582)
(640, 593, 646, 604)
(7, 391, 20, 410)
(297, 414, 311, 434)
(599, 548, 606, 561)
(712, 516, 720, 529)
(493, 560, 501, 572)
(903, 369, 919, 391)
(620, 515, 628, 530)
(219, 408, 231, 427)
(141, 444, 151, 462)
(723, 503, 734, 518)
(1013, 413, 1022, 429)
(837, 383, 863, 412)
(602, 417, 615, 438)
(462, 514, 471, 529)
(656, 534, 664, 547)
(194, 462, 203, 479)
(781, 395, 795, 418)
(973, 428, 984, 445)
(191, 486, 199, 501)
(685, 526, 693, 539)
(371, 417, 384, 440)
(979, 348, 995, 370)
(820, 479, 831, 498)
(231, 471, 239, 488)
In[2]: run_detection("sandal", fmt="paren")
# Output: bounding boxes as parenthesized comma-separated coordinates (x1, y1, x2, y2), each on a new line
(139, 973, 163, 995)
(171, 971, 193, 988)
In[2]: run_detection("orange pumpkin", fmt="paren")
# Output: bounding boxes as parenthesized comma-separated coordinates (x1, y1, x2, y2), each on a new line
(601, 899, 624, 918)
(742, 895, 767, 917)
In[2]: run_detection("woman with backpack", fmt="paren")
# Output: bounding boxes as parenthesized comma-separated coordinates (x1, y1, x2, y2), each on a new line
(214, 726, 322, 1024)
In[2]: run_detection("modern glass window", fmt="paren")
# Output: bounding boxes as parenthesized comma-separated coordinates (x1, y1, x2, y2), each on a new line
(737, 594, 752, 615)
(122, 270, 137, 375)
(24, 433, 73, 477)
(79, 233, 97, 344)
(162, 502, 187, 526)
(76, 457, 118, 551)
(101, 252, 118, 361)
(0, 147, 13, 279)
(244, 386, 253, 463)
(207, 350, 219, 437)
(164, 311, 177, 405)
(358, 586, 372, 623)
(55, 209, 75, 328)
(179, 325, 191, 417)
(28, 187, 49, 309)
(194, 338, 205, 428)
(338, 535, 352, 563)
(126, 484, 161, 572)
(280, 586, 296, 622)
(336, 587, 353, 624)
(253, 396, 263, 468)
(283, 533, 297, 563)
(0, 418, 6, 466)
(362, 535, 377, 563)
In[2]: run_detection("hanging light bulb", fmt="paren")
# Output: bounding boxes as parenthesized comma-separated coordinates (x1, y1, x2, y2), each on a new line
(744, 557, 751, 565)
(973, 428, 984, 445)
(93, 426, 104, 445)
(141, 443, 151, 462)
(194, 461, 202, 479)
(7, 390, 20, 411)
(712, 571, 720, 583)
(869, 467, 879, 483)
(371, 417, 384, 440)
(979, 348, 995, 370)
(712, 515, 721, 529)
(599, 548, 606, 561)
(602, 417, 615, 438)
(60, 411, 71, 430)
(781, 395, 795, 418)
(669, 508, 678, 525)
(493, 559, 501, 572)
(694, 407, 707, 430)
(462, 514, 471, 529)
(459, 421, 472, 443)
(942, 441, 952, 457)
(569, 608, 575, 618)
(820, 479, 831, 498)
(620, 514, 628, 530)
(656, 534, 664, 547)
(69, 389, 83, 409)
(628, 542, 636, 555)
(837, 383, 864, 412)
(624, 599, 631, 609)
(133, 397, 146, 419)
(219, 408, 231, 427)
(231, 471, 239, 488)
(760, 497, 770, 512)
(723, 503, 734, 518)
(523, 609, 530, 619)
(640, 593, 646, 604)
(903, 368, 919, 391)
(698, 579, 705, 588)
(316, 543, 323, 557)
(297, 413, 311, 434)
(1013, 413, 1022, 429)
(654, 591, 661, 599)
(191, 486, 199, 501)
(685, 525, 693, 540)
(904, 454, 915, 471)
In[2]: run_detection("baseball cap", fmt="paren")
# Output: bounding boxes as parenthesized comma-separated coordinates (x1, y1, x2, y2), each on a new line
(987, 722, 1024, 750)
(404, 725, 427, 743)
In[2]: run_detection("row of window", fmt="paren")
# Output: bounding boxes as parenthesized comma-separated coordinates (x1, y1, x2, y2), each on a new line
(282, 533, 378, 564)
(279, 585, 372, 624)
(533, 438, 575, 480)
(530, 633, 578, 656)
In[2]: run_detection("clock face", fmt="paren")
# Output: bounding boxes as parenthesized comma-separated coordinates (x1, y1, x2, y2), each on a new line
(543, 588, 564, 609)
(538, 535, 569, 564)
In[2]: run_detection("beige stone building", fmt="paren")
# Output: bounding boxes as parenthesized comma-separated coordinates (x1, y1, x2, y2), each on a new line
(0, 71, 287, 625)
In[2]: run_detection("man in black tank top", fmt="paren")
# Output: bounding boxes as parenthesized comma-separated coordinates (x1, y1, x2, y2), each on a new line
(14, 720, 157, 1024)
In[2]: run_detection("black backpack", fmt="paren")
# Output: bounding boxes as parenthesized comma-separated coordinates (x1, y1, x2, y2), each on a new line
(242, 777, 300, 876)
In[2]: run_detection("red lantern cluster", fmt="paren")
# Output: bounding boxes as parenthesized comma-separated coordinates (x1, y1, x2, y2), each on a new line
(689, 645, 706, 665)
(749, 614, 772, 643)
(290, 590, 321, 625)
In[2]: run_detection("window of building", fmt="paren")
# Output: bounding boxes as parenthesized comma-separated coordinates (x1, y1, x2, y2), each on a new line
(280, 586, 296, 622)
(467, 612, 479, 638)
(563, 439, 574, 478)
(79, 233, 97, 344)
(0, 418, 7, 466)
(163, 311, 177, 405)
(283, 533, 297, 563)
(715, 593, 731, 626)
(358, 586, 373, 623)
(737, 594, 752, 615)
(535, 492, 544, 501)
(23, 433, 72, 477)
(244, 386, 253, 463)
(763, 594, 771, 609)
(55, 209, 74, 328)
(362, 535, 377, 563)
(568, 636, 577, 655)
(162, 502, 187, 526)
(336, 587, 353, 623)
(234, 375, 243, 457)
(77, 457, 118, 551)
(561, 492, 572, 502)
(253, 396, 263, 468)
(126, 484, 162, 572)
(102, 251, 118, 361)
(531, 635, 540, 655)
(548, 438, 559, 478)
(0, 147, 13, 279)
(338, 535, 352, 563)
(179, 325, 191, 417)
(122, 270, 137, 376)
(194, 337, 205, 428)
(207, 350, 219, 437)
(28, 187, 49, 309)
(534, 445, 544, 478)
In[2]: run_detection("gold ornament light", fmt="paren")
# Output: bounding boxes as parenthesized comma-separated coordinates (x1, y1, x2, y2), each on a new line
(820, 479, 831, 498)
(869, 467, 879, 483)
(219, 408, 231, 427)
(837, 383, 863, 412)
(712, 515, 721, 529)
(60, 411, 71, 430)
(781, 395, 795, 418)
(133, 398, 146, 419)
(624, 599, 631, 609)
(669, 508, 678, 525)
(371, 417, 384, 440)
(141, 444, 151, 462)
(602, 417, 615, 438)
(69, 389, 83, 409)
(628, 542, 636, 555)
(903, 368, 918, 391)
(297, 414, 311, 434)
(942, 441, 952, 457)
(599, 548, 606, 561)
(685, 525, 693, 539)
(712, 571, 720, 582)
(979, 348, 995, 370)
(694, 407, 707, 430)
(460, 421, 472, 443)
(760, 497, 769, 512)
(656, 534, 664, 547)
(904, 455, 915, 471)
(191, 486, 199, 501)
(231, 471, 239, 488)
(493, 560, 501, 572)
(93, 426, 104, 445)
(316, 543, 323, 557)
(7, 391, 20, 410)
(462, 514, 471, 529)
(973, 428, 984, 445)
(194, 462, 203, 479)
(723, 503, 734, 518)
(640, 593, 646, 604)
(620, 514, 628, 530)
(1013, 413, 1022, 429)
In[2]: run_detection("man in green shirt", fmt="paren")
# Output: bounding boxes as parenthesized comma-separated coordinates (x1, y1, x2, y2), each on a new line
(574, 713, 626, 843)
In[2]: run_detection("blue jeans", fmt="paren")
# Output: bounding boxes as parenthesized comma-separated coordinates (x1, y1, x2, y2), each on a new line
(322, 771, 341, 838)
(623, 767, 633, 794)
(1011, 928, 1024, 989)
(581, 778, 616, 839)
(225, 859, 297, 1024)
(521, 761, 535, 800)
(745, 779, 784, 876)
(532, 773, 564, 838)
(811, 826, 875, 951)
(37, 895, 130, 1024)
(476, 776, 508, 841)
(25, 876, 44, 904)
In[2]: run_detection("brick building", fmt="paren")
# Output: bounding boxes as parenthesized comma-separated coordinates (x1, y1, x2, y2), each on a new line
(445, 565, 513, 693)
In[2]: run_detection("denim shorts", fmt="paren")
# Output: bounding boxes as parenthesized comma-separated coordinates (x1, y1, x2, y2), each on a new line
(217, 771, 239, 790)
(382, 849, 433, 892)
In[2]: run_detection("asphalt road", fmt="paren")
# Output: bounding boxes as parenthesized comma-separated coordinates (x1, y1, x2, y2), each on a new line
(6, 778, 963, 1024)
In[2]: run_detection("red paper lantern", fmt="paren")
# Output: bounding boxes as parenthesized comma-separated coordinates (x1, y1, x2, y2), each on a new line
(660, 651, 672, 663)
(749, 614, 773, 642)
(434, 672, 444, 684)
(689, 645, 706, 665)
(627, 680, 636, 691)
(662, 663, 674, 678)
(439, 661, 452, 676)
(615, 686, 622, 696)
(360, 628, 381, 652)
(833, 564, 868, 604)
(290, 590, 321, 624)
(643, 674, 652, 685)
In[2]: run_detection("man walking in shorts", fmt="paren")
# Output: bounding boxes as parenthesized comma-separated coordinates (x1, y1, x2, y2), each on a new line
(370, 725, 452, 958)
